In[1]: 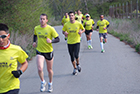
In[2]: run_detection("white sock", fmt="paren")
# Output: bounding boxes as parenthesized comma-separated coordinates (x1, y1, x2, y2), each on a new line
(87, 40, 90, 46)
(48, 82, 53, 85)
(100, 42, 104, 50)
(41, 80, 46, 83)
(89, 40, 92, 46)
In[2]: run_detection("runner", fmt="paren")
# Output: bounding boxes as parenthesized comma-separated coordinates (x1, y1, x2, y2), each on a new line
(75, 10, 84, 41)
(96, 15, 110, 53)
(61, 12, 69, 26)
(75, 10, 83, 23)
(61, 12, 70, 41)
(0, 23, 28, 94)
(32, 13, 60, 92)
(62, 11, 85, 75)
(83, 14, 95, 49)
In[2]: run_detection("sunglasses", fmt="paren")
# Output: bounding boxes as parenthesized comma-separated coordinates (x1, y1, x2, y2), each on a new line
(0, 34, 9, 39)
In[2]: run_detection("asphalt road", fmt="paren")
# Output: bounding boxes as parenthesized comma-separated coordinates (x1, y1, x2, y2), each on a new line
(19, 26, 140, 94)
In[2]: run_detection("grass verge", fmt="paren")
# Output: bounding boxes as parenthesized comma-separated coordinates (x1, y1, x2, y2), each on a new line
(108, 30, 140, 53)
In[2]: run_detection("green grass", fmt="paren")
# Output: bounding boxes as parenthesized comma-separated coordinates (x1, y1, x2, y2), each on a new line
(108, 30, 140, 53)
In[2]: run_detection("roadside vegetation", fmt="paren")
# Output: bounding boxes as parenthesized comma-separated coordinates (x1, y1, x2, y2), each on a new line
(107, 17, 140, 53)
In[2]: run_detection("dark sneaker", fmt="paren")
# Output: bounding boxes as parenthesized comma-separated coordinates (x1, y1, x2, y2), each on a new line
(73, 69, 78, 75)
(77, 65, 81, 72)
(101, 49, 105, 53)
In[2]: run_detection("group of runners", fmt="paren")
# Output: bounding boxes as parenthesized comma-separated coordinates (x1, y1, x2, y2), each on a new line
(0, 10, 109, 94)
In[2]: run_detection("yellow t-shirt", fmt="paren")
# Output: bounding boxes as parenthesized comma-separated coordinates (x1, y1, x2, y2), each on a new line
(0, 44, 28, 93)
(62, 21, 85, 44)
(61, 16, 70, 25)
(83, 19, 95, 30)
(75, 14, 83, 23)
(97, 19, 110, 33)
(34, 25, 59, 53)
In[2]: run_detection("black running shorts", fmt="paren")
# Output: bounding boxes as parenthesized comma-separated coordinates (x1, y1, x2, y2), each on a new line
(36, 50, 53, 60)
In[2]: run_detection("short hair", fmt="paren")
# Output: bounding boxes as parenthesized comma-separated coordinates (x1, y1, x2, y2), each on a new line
(0, 23, 9, 33)
(68, 11, 75, 15)
(99, 15, 104, 17)
(40, 13, 48, 19)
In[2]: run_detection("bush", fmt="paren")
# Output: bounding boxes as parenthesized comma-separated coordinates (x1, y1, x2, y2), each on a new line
(135, 44, 140, 53)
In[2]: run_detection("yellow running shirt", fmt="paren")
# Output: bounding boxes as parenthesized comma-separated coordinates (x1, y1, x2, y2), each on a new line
(34, 25, 59, 53)
(97, 19, 110, 33)
(0, 44, 28, 93)
(61, 16, 70, 25)
(75, 14, 83, 23)
(83, 19, 95, 30)
(62, 21, 85, 44)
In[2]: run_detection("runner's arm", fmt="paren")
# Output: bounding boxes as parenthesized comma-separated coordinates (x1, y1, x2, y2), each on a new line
(12, 60, 28, 78)
(52, 36, 60, 43)
(106, 25, 109, 28)
(33, 35, 37, 42)
(81, 29, 85, 33)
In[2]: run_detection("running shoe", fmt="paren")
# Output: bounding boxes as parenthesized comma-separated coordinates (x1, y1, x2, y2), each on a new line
(90, 45, 93, 49)
(73, 69, 78, 75)
(80, 37, 82, 41)
(64, 37, 67, 40)
(48, 83, 53, 93)
(77, 65, 81, 72)
(88, 45, 91, 49)
(40, 81, 46, 92)
(101, 49, 105, 53)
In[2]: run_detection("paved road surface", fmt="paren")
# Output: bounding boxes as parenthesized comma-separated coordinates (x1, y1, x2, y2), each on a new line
(19, 26, 140, 94)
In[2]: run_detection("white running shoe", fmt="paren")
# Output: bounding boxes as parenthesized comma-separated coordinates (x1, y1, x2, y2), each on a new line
(40, 82, 46, 92)
(48, 83, 53, 93)
(73, 69, 78, 75)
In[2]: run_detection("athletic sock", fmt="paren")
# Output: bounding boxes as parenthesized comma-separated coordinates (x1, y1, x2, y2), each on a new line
(100, 42, 104, 50)
(48, 82, 53, 85)
(76, 63, 79, 66)
(89, 40, 92, 46)
(41, 80, 46, 84)
(87, 40, 90, 46)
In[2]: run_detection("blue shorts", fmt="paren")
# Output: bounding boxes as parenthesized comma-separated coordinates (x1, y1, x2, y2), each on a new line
(99, 33, 107, 39)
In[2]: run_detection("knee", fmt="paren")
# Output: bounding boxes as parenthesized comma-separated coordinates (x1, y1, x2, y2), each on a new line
(47, 68, 53, 73)
(38, 67, 43, 72)
(75, 55, 79, 59)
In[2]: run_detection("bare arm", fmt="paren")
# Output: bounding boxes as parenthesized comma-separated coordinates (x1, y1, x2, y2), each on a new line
(20, 60, 28, 72)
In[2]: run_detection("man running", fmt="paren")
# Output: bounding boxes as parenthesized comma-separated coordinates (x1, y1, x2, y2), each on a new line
(96, 15, 110, 53)
(83, 14, 95, 49)
(75, 10, 84, 41)
(33, 13, 60, 92)
(61, 12, 69, 26)
(61, 12, 70, 41)
(62, 11, 85, 75)
(0, 23, 28, 94)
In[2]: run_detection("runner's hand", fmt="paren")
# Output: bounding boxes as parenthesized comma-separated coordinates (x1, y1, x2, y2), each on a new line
(64, 32, 68, 37)
(46, 38, 52, 43)
(78, 31, 82, 36)
(12, 70, 22, 78)
(103, 27, 106, 30)
(32, 42, 36, 48)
